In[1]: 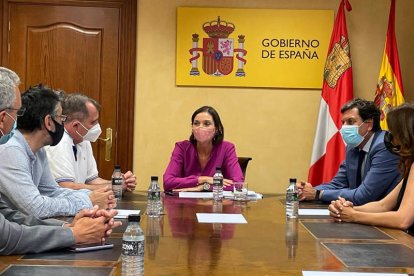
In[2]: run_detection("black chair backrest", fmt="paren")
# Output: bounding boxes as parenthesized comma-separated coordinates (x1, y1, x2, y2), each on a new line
(238, 157, 252, 179)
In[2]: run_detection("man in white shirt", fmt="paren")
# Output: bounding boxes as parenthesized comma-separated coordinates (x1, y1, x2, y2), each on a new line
(46, 93, 136, 191)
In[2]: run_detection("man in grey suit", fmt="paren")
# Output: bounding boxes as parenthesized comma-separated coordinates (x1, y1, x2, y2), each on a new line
(299, 99, 401, 205)
(0, 67, 121, 255)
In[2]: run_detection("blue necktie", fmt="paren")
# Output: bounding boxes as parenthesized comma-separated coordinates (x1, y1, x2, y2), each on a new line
(72, 145, 77, 162)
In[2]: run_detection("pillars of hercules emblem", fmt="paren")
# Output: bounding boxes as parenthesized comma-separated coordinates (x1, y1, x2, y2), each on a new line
(235, 35, 247, 77)
(189, 34, 200, 76)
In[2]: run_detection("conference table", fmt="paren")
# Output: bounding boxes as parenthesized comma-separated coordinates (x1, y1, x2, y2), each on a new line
(1, 191, 414, 275)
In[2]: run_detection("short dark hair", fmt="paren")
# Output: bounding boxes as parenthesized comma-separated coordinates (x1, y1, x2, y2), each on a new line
(387, 103, 414, 178)
(18, 84, 60, 132)
(189, 106, 224, 145)
(62, 93, 101, 123)
(340, 98, 381, 132)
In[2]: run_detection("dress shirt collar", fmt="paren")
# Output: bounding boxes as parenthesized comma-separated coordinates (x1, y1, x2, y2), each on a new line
(361, 132, 374, 153)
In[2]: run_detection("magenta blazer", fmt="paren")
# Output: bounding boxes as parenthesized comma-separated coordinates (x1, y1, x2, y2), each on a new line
(163, 140, 244, 191)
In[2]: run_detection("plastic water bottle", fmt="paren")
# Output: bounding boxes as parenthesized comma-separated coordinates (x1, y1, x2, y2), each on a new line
(147, 176, 161, 217)
(122, 214, 144, 276)
(286, 178, 299, 219)
(146, 216, 161, 260)
(213, 167, 223, 201)
(112, 165, 123, 200)
(285, 218, 298, 259)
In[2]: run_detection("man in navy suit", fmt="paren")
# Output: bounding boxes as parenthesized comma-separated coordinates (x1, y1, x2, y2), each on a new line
(299, 99, 401, 206)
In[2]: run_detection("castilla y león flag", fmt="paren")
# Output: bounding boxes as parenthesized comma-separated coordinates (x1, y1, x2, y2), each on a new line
(308, 0, 353, 185)
(374, 0, 404, 130)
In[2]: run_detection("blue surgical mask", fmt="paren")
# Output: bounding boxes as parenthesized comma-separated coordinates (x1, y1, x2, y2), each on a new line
(0, 113, 17, 145)
(340, 122, 366, 148)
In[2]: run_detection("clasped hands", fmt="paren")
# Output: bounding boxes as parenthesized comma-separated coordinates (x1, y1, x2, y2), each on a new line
(172, 176, 233, 192)
(89, 186, 117, 209)
(122, 170, 137, 192)
(328, 196, 355, 222)
(296, 181, 317, 201)
(67, 205, 122, 244)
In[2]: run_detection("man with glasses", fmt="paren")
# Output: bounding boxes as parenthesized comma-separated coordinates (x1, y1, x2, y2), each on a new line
(298, 99, 401, 205)
(0, 68, 22, 144)
(45, 93, 136, 192)
(0, 67, 121, 255)
(0, 84, 116, 219)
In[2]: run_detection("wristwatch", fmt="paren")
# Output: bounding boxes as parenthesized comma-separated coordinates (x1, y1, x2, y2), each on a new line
(315, 190, 321, 200)
(203, 183, 211, 191)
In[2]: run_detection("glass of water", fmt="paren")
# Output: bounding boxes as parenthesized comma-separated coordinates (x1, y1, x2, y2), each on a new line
(233, 182, 248, 201)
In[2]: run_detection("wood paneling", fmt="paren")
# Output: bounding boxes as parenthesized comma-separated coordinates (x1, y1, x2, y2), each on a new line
(1, 0, 136, 177)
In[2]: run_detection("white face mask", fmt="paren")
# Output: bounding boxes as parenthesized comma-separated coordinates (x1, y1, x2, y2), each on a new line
(77, 122, 102, 142)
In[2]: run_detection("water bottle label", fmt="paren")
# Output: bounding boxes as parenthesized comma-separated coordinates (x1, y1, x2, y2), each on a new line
(286, 192, 298, 201)
(213, 178, 223, 186)
(122, 240, 144, 256)
(148, 191, 160, 200)
(112, 177, 123, 186)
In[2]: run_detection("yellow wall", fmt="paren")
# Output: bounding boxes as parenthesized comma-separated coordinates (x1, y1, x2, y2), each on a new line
(134, 0, 414, 194)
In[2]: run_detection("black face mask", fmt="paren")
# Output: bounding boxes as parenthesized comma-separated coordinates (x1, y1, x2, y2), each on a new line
(384, 131, 401, 156)
(48, 118, 64, 146)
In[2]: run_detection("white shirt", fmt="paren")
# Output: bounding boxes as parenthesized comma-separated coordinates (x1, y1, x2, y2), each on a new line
(45, 131, 99, 184)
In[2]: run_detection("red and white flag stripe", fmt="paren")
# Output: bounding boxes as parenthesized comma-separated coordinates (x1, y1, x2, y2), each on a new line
(308, 0, 354, 185)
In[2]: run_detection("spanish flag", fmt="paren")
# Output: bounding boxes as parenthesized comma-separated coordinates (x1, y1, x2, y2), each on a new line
(374, 0, 404, 130)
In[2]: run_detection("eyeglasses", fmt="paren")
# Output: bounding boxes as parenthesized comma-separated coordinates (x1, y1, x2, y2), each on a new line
(384, 131, 401, 153)
(53, 114, 67, 123)
(6, 107, 26, 117)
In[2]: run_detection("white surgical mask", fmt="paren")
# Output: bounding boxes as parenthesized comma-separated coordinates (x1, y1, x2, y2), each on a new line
(77, 122, 102, 142)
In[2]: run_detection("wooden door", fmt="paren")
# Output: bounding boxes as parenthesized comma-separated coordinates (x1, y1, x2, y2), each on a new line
(1, 0, 136, 179)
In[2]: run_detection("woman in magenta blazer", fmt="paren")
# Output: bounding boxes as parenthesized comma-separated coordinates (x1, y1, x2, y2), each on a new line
(163, 106, 243, 192)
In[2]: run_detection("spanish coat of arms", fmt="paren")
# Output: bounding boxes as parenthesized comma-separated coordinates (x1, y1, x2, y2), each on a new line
(189, 16, 247, 77)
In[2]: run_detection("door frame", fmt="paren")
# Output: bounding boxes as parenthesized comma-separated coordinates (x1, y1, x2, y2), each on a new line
(0, 0, 137, 172)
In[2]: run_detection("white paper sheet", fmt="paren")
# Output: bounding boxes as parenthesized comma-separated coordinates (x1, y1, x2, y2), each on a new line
(303, 271, 408, 276)
(178, 191, 262, 200)
(223, 191, 234, 198)
(298, 209, 330, 216)
(114, 209, 141, 219)
(196, 213, 247, 224)
(248, 191, 263, 200)
(179, 192, 213, 198)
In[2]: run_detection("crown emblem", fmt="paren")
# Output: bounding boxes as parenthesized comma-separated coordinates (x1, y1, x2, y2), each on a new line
(202, 16, 235, 38)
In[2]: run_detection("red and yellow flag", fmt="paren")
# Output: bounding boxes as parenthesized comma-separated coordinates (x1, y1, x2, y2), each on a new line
(374, 0, 404, 130)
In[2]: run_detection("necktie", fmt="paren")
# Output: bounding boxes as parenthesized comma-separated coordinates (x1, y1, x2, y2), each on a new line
(356, 150, 366, 186)
(72, 145, 78, 162)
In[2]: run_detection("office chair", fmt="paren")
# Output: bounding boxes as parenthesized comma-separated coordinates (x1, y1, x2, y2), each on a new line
(238, 157, 252, 179)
